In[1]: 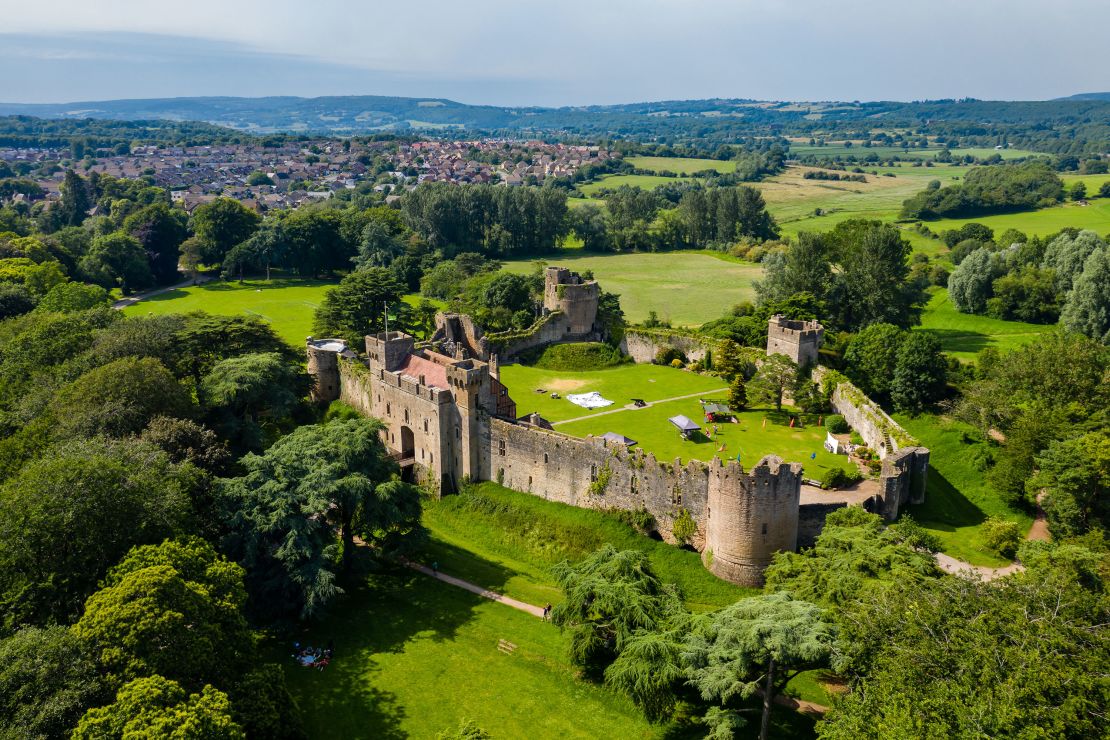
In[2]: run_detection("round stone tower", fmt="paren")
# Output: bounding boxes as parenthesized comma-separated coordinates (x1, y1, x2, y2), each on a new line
(703, 455, 802, 586)
(306, 337, 346, 403)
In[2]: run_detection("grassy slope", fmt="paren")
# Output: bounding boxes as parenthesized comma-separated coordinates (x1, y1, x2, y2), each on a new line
(919, 197, 1110, 237)
(916, 288, 1050, 362)
(579, 174, 691, 195)
(896, 414, 1032, 567)
(121, 278, 438, 347)
(279, 567, 655, 739)
(500, 251, 761, 326)
(423, 481, 755, 611)
(500, 363, 728, 423)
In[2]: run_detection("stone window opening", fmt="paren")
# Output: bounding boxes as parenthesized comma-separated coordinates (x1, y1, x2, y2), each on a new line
(424, 419, 429, 434)
(404, 409, 409, 423)
(386, 403, 391, 416)
(544, 452, 549, 464)
(761, 523, 768, 535)
(498, 439, 506, 457)
(528, 476, 533, 489)
(630, 476, 638, 494)
(430, 453, 434, 464)
(590, 464, 598, 482)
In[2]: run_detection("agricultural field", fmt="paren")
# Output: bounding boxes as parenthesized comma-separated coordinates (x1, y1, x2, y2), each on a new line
(625, 155, 736, 175)
(916, 288, 1050, 362)
(922, 197, 1110, 237)
(500, 251, 761, 326)
(122, 278, 438, 347)
(786, 142, 1038, 161)
(578, 173, 689, 195)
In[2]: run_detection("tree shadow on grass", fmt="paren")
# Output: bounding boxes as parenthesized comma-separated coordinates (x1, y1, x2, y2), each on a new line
(278, 554, 521, 739)
(138, 288, 190, 304)
(420, 537, 521, 596)
(908, 467, 988, 529)
(920, 328, 992, 355)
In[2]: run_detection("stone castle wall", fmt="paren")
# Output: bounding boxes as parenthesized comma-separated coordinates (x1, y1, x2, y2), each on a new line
(766, 315, 823, 367)
(620, 330, 711, 364)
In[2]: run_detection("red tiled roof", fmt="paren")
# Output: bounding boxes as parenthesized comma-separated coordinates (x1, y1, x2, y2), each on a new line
(397, 354, 449, 390)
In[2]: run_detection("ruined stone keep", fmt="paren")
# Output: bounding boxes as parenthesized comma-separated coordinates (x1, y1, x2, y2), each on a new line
(766, 314, 824, 366)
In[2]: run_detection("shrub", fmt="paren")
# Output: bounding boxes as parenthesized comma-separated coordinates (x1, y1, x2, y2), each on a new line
(670, 358, 684, 369)
(826, 414, 849, 434)
(982, 516, 1022, 558)
(525, 342, 628, 371)
(610, 507, 657, 536)
(654, 346, 687, 365)
(672, 509, 696, 544)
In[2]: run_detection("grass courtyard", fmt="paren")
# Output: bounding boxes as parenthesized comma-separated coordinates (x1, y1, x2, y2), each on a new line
(500, 251, 761, 326)
(500, 363, 854, 476)
(121, 278, 437, 347)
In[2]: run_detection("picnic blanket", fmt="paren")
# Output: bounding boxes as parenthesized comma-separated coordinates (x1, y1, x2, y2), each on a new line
(566, 392, 614, 409)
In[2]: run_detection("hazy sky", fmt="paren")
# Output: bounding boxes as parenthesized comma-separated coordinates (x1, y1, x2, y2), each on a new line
(0, 0, 1106, 105)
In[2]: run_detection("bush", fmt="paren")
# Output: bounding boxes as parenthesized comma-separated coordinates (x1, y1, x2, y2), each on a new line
(672, 509, 696, 544)
(670, 358, 684, 369)
(982, 516, 1023, 558)
(654, 346, 688, 366)
(609, 507, 657, 536)
(817, 466, 863, 490)
(524, 342, 628, 371)
(826, 414, 849, 434)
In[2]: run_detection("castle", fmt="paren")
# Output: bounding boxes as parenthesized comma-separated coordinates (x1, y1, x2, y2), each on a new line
(307, 267, 928, 587)
(766, 314, 824, 366)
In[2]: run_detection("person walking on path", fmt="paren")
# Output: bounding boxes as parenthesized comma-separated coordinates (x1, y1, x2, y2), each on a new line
(542, 604, 552, 621)
(432, 561, 439, 575)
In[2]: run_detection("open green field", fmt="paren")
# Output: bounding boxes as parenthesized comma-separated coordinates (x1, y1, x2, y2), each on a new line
(916, 288, 1050, 362)
(500, 251, 761, 326)
(423, 481, 754, 611)
(626, 155, 736, 175)
(1061, 173, 1110, 192)
(280, 567, 655, 739)
(500, 363, 728, 423)
(787, 143, 1038, 161)
(579, 173, 690, 195)
(921, 197, 1110, 237)
(121, 278, 437, 347)
(896, 413, 1032, 567)
(558, 400, 856, 474)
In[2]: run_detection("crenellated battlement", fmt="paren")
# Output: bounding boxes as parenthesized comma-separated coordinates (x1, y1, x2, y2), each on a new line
(766, 314, 824, 366)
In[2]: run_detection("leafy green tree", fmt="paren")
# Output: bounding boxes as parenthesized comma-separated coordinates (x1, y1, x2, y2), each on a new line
(313, 267, 406, 347)
(1061, 247, 1110, 343)
(947, 247, 997, 314)
(201, 352, 308, 451)
(604, 624, 689, 722)
(842, 323, 905, 400)
(0, 626, 110, 739)
(820, 559, 1109, 739)
(764, 508, 941, 612)
(0, 439, 194, 628)
(1030, 431, 1110, 538)
(1042, 230, 1105, 292)
(728, 375, 748, 411)
(986, 266, 1060, 323)
(981, 516, 1023, 558)
(73, 538, 252, 689)
(35, 281, 109, 312)
(748, 353, 798, 411)
(140, 416, 230, 474)
(436, 719, 491, 740)
(551, 546, 679, 676)
(353, 217, 405, 269)
(80, 232, 153, 294)
(48, 356, 194, 440)
(1071, 181, 1088, 201)
(123, 202, 188, 284)
(684, 593, 834, 740)
(0, 283, 34, 319)
(827, 220, 923, 330)
(218, 419, 423, 618)
(72, 675, 244, 740)
(191, 198, 261, 265)
(889, 331, 947, 413)
(172, 312, 293, 385)
(58, 170, 92, 228)
(754, 232, 832, 305)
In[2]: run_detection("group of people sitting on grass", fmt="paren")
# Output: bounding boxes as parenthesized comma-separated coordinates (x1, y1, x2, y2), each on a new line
(293, 642, 334, 670)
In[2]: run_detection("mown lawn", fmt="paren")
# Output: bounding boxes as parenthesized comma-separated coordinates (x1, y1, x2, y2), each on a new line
(122, 278, 438, 347)
(500, 362, 728, 423)
(422, 481, 755, 612)
(915, 288, 1050, 362)
(920, 197, 1110, 237)
(279, 566, 656, 739)
(500, 251, 761, 326)
(556, 400, 855, 476)
(896, 413, 1032, 567)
